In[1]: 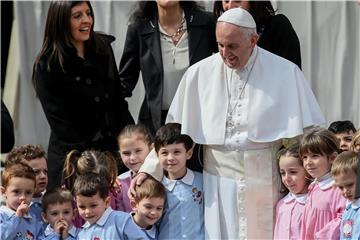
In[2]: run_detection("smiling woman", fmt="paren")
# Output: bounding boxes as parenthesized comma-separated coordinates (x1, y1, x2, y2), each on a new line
(32, 1, 134, 189)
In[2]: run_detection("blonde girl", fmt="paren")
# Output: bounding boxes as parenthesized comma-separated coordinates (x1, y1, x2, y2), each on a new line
(299, 127, 346, 239)
(62, 150, 120, 227)
(117, 124, 153, 212)
(274, 143, 311, 239)
(350, 129, 360, 153)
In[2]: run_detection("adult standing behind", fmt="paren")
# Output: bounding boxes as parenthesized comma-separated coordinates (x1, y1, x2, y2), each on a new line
(135, 8, 324, 239)
(33, 1, 134, 189)
(119, 0, 218, 134)
(213, 0, 302, 69)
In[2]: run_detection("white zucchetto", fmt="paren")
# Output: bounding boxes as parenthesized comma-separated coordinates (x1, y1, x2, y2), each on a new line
(217, 7, 256, 28)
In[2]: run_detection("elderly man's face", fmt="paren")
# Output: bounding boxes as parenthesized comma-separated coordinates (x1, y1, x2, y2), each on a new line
(216, 22, 258, 70)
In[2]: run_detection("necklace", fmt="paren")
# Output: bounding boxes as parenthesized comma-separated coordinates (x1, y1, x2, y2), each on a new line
(225, 53, 257, 130)
(160, 17, 185, 45)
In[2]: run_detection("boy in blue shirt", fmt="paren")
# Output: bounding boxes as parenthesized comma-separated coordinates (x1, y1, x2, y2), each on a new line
(74, 172, 146, 240)
(6, 144, 49, 223)
(332, 151, 360, 240)
(0, 163, 42, 239)
(154, 123, 204, 239)
(39, 188, 79, 240)
(126, 176, 166, 240)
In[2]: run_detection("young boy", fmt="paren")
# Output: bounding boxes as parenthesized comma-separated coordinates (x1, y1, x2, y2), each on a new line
(328, 120, 356, 152)
(74, 172, 148, 239)
(127, 176, 165, 239)
(331, 151, 360, 239)
(39, 188, 79, 240)
(6, 144, 49, 222)
(154, 123, 204, 239)
(0, 163, 42, 239)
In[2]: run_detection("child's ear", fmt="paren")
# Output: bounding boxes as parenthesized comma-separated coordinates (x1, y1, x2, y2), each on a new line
(0, 186, 5, 194)
(104, 196, 111, 208)
(186, 147, 193, 160)
(72, 208, 77, 220)
(130, 199, 138, 211)
(42, 212, 49, 223)
(329, 152, 338, 163)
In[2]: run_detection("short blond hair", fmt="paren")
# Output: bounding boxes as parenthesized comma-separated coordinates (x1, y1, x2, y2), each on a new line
(331, 151, 358, 177)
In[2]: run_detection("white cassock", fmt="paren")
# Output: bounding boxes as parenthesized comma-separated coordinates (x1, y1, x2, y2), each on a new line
(141, 46, 325, 239)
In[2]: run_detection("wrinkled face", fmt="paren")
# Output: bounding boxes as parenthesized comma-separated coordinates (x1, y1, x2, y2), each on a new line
(70, 2, 93, 49)
(222, 0, 250, 11)
(279, 156, 308, 195)
(42, 202, 75, 228)
(1, 177, 35, 211)
(27, 157, 48, 197)
(302, 152, 334, 179)
(335, 131, 354, 152)
(157, 143, 192, 180)
(333, 171, 356, 202)
(216, 22, 258, 70)
(76, 193, 110, 225)
(119, 136, 152, 173)
(132, 197, 165, 228)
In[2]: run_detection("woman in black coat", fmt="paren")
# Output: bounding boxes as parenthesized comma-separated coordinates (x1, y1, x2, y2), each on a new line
(213, 0, 302, 69)
(33, 1, 134, 189)
(119, 1, 218, 135)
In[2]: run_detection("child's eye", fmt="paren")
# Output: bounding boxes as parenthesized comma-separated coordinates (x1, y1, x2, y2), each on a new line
(121, 151, 131, 156)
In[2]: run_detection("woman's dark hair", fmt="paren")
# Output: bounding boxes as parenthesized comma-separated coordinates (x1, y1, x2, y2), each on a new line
(213, 1, 276, 32)
(130, 1, 203, 24)
(32, 1, 106, 82)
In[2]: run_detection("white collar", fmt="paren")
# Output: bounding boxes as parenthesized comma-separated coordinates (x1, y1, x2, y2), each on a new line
(314, 172, 334, 190)
(283, 192, 307, 204)
(162, 168, 194, 191)
(44, 224, 77, 237)
(130, 212, 157, 238)
(82, 207, 113, 228)
(0, 205, 33, 219)
(346, 198, 360, 210)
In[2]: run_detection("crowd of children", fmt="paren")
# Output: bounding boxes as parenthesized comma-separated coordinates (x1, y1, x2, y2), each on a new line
(1, 121, 359, 239)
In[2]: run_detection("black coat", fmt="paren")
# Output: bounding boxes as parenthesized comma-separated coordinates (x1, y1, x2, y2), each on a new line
(257, 14, 302, 69)
(119, 7, 218, 133)
(34, 34, 134, 188)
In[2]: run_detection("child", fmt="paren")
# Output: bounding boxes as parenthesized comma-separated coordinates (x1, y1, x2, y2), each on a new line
(62, 149, 120, 227)
(154, 123, 204, 239)
(6, 144, 49, 222)
(38, 188, 79, 240)
(331, 151, 360, 240)
(300, 127, 347, 239)
(350, 129, 360, 153)
(117, 124, 154, 212)
(0, 163, 42, 239)
(74, 172, 146, 239)
(126, 176, 165, 239)
(328, 120, 356, 152)
(274, 143, 312, 239)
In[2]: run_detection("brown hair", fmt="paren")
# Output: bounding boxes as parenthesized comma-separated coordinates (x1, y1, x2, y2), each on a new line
(134, 175, 166, 203)
(42, 187, 74, 212)
(1, 162, 36, 189)
(62, 150, 117, 195)
(117, 124, 153, 147)
(74, 172, 109, 199)
(299, 127, 339, 157)
(331, 151, 358, 177)
(5, 144, 47, 168)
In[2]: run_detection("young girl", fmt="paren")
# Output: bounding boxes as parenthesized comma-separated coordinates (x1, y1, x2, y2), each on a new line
(350, 129, 360, 153)
(0, 163, 42, 239)
(62, 149, 120, 227)
(117, 124, 154, 212)
(300, 127, 347, 239)
(274, 143, 312, 239)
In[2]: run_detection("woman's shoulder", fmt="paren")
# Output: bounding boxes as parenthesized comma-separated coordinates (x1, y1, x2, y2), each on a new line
(94, 32, 116, 45)
(270, 14, 294, 28)
(185, 7, 216, 25)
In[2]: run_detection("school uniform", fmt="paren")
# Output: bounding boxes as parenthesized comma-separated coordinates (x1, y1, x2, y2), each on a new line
(29, 196, 43, 223)
(38, 224, 79, 240)
(158, 169, 204, 239)
(340, 198, 360, 240)
(0, 205, 42, 240)
(122, 212, 157, 240)
(77, 207, 144, 240)
(274, 192, 307, 239)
